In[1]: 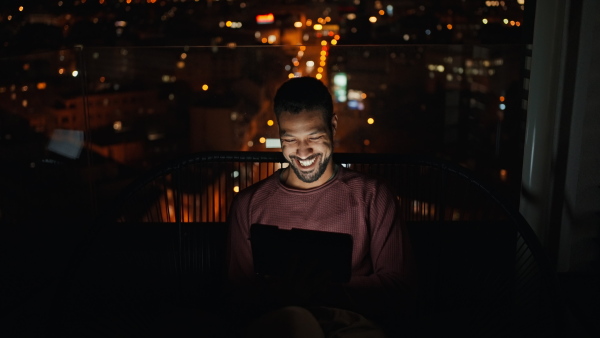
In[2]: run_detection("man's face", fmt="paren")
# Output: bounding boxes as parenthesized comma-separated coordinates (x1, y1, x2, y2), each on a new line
(279, 109, 337, 189)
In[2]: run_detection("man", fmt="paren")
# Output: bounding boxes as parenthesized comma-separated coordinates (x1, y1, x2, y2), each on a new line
(225, 76, 415, 337)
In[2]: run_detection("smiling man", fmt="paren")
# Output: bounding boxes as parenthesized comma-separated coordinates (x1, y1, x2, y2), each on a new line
(278, 96, 337, 188)
(225, 76, 416, 338)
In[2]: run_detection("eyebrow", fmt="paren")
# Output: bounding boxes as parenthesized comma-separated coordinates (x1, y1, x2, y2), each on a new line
(280, 129, 326, 137)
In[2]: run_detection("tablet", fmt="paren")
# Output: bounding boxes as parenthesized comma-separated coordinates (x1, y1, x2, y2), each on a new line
(250, 223, 353, 283)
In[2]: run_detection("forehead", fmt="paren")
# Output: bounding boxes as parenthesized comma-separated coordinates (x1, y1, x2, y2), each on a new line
(278, 110, 328, 134)
(279, 109, 326, 126)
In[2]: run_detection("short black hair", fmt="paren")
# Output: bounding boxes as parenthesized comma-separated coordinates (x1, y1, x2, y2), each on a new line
(273, 76, 334, 128)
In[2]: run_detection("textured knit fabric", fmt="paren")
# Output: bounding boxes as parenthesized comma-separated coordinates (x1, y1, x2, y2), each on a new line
(226, 165, 415, 325)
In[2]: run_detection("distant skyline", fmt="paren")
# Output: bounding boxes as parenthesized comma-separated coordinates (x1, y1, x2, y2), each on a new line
(1, 0, 531, 58)
(0, 0, 532, 212)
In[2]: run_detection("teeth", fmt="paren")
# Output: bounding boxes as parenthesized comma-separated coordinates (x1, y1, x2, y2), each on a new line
(299, 158, 315, 167)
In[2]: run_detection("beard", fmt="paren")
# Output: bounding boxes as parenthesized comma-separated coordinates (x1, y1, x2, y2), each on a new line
(288, 153, 332, 183)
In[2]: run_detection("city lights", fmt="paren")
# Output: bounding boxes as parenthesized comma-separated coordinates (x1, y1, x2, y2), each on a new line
(0, 0, 533, 232)
(256, 13, 274, 24)
(499, 169, 508, 182)
(265, 138, 280, 148)
(387, 5, 394, 16)
(333, 73, 347, 103)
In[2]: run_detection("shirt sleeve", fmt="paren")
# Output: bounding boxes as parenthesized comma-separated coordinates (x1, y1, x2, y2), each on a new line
(343, 182, 417, 319)
(224, 192, 271, 320)
(226, 193, 254, 285)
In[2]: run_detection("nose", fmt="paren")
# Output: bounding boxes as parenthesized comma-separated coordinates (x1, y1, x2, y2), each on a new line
(296, 139, 313, 158)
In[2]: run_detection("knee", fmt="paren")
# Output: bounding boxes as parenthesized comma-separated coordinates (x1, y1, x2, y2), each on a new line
(274, 306, 316, 324)
(244, 306, 324, 338)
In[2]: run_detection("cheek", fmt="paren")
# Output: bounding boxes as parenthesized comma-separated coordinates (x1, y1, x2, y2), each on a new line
(281, 144, 294, 157)
(321, 140, 333, 151)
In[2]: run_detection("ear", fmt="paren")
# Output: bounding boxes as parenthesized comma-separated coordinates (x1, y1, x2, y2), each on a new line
(331, 114, 338, 137)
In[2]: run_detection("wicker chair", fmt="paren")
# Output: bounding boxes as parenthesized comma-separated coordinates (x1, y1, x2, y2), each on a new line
(49, 151, 564, 337)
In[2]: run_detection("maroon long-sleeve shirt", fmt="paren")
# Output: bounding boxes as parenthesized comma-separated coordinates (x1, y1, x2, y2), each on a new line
(225, 166, 415, 321)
